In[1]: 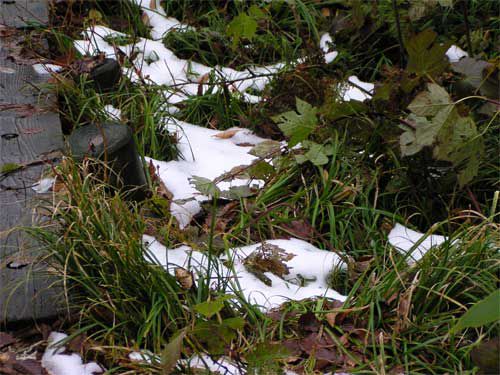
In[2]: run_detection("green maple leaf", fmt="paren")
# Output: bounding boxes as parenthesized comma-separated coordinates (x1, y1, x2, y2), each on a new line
(405, 29, 451, 77)
(272, 98, 318, 147)
(295, 141, 329, 166)
(226, 12, 257, 46)
(400, 83, 483, 187)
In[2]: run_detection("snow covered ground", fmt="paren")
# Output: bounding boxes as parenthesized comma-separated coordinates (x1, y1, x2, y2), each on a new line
(42, 332, 104, 375)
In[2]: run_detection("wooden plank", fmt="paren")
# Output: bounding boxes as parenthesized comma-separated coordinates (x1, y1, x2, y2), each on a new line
(0, 0, 48, 28)
(0, 7, 64, 321)
(0, 38, 51, 107)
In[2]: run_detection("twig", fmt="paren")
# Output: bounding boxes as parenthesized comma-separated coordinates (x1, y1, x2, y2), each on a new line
(461, 0, 473, 56)
(392, 0, 405, 68)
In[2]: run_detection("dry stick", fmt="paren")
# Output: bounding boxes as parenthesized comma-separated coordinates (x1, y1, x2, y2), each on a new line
(392, 0, 405, 68)
(461, 0, 473, 56)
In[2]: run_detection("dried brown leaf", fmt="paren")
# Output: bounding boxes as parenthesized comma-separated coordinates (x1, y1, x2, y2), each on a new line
(0, 333, 15, 349)
(213, 128, 241, 139)
(175, 267, 193, 290)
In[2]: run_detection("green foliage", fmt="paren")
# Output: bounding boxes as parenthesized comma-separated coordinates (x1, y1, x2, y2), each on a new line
(405, 29, 451, 77)
(0, 163, 22, 174)
(451, 289, 500, 333)
(194, 295, 232, 318)
(272, 97, 318, 147)
(227, 13, 257, 46)
(400, 83, 483, 186)
(294, 140, 332, 166)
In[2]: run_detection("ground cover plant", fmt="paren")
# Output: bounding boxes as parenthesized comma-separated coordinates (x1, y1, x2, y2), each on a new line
(10, 0, 499, 373)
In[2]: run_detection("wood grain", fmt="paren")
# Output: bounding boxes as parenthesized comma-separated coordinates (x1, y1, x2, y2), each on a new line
(0, 0, 48, 28)
(0, 1, 63, 322)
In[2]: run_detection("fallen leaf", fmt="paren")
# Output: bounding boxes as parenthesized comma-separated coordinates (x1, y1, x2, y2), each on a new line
(0, 66, 15, 74)
(175, 267, 193, 290)
(213, 128, 241, 139)
(298, 312, 320, 333)
(0, 333, 15, 349)
(321, 7, 331, 17)
(0, 25, 16, 38)
(281, 220, 314, 241)
(141, 12, 150, 27)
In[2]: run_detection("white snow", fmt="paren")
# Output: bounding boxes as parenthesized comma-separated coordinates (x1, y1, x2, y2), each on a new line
(446, 45, 468, 63)
(103, 104, 121, 120)
(33, 63, 63, 75)
(143, 235, 346, 310)
(41, 332, 104, 375)
(341, 76, 374, 102)
(32, 177, 55, 193)
(388, 223, 448, 262)
(133, 0, 192, 40)
(319, 33, 338, 64)
(74, 25, 287, 105)
(181, 354, 242, 374)
(147, 118, 266, 228)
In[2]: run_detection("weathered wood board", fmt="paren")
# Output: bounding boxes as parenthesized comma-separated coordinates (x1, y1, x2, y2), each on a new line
(0, 0, 48, 28)
(0, 3, 64, 322)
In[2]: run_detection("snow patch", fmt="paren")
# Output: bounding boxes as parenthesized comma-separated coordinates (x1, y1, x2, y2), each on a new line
(74, 25, 287, 105)
(388, 223, 448, 262)
(103, 104, 121, 120)
(147, 119, 266, 228)
(133, 0, 192, 40)
(143, 235, 346, 310)
(341, 76, 374, 102)
(42, 332, 104, 375)
(446, 45, 468, 63)
(32, 177, 55, 194)
(33, 63, 63, 75)
(319, 33, 338, 64)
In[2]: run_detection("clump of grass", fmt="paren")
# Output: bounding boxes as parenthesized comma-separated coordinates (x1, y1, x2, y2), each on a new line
(31, 160, 190, 354)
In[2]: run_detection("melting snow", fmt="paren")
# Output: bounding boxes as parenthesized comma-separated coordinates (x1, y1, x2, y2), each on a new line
(147, 118, 266, 228)
(133, 0, 192, 40)
(388, 223, 448, 262)
(143, 235, 346, 310)
(341, 76, 374, 102)
(33, 63, 63, 75)
(103, 104, 121, 120)
(42, 332, 104, 375)
(319, 32, 338, 64)
(446, 45, 468, 63)
(32, 177, 55, 193)
(74, 25, 287, 105)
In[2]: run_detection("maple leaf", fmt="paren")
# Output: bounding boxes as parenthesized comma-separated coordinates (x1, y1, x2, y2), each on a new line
(272, 98, 318, 147)
(405, 29, 451, 77)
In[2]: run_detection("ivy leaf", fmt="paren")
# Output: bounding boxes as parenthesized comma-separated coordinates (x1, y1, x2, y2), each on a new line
(222, 317, 246, 330)
(272, 98, 318, 147)
(405, 29, 451, 77)
(194, 295, 232, 319)
(248, 140, 281, 158)
(226, 12, 257, 46)
(220, 185, 256, 200)
(189, 176, 220, 197)
(295, 141, 329, 166)
(400, 84, 483, 186)
(433, 113, 483, 186)
(407, 83, 451, 117)
(451, 57, 491, 89)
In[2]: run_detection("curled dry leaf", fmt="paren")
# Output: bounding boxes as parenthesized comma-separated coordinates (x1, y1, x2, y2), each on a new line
(213, 128, 241, 139)
(175, 267, 194, 290)
(141, 12, 150, 27)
